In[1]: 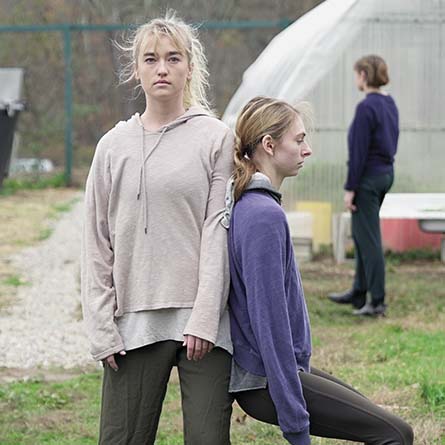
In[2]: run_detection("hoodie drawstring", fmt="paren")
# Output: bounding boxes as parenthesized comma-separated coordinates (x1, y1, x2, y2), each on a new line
(137, 126, 168, 234)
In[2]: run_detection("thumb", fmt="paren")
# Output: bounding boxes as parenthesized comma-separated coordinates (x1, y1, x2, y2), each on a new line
(119, 350, 126, 356)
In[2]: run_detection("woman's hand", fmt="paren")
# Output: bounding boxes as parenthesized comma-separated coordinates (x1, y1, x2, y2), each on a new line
(183, 335, 214, 361)
(344, 191, 357, 212)
(102, 350, 126, 371)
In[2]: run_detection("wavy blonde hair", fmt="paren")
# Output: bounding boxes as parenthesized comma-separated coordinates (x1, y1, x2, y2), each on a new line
(233, 96, 302, 201)
(116, 10, 211, 112)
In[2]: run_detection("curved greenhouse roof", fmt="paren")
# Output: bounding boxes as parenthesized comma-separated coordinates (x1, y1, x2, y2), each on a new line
(223, 0, 445, 209)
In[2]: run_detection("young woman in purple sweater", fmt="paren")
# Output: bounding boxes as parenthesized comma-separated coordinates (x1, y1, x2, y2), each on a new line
(225, 96, 413, 445)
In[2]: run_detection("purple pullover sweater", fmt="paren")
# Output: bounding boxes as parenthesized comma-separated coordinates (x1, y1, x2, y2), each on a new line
(345, 92, 399, 191)
(228, 187, 312, 445)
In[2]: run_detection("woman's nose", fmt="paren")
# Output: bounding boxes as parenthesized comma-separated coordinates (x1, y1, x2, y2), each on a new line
(157, 59, 168, 74)
(303, 143, 312, 157)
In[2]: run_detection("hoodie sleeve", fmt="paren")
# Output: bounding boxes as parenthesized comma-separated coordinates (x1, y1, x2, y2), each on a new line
(344, 101, 375, 191)
(240, 212, 311, 445)
(81, 136, 125, 361)
(183, 126, 235, 343)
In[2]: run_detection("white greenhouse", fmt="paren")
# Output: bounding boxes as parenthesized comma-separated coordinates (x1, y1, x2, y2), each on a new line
(223, 0, 445, 254)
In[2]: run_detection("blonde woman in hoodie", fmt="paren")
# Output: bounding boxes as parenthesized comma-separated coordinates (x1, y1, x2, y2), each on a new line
(81, 12, 234, 445)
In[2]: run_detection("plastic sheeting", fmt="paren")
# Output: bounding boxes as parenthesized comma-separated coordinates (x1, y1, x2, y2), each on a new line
(222, 0, 377, 128)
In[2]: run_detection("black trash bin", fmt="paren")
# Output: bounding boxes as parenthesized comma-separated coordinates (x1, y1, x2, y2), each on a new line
(0, 110, 20, 188)
(0, 67, 25, 188)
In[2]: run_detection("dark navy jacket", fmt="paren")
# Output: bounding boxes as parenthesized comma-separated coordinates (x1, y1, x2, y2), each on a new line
(345, 92, 399, 191)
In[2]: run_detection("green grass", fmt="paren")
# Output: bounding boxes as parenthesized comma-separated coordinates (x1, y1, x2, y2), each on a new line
(0, 373, 101, 445)
(0, 173, 66, 196)
(421, 381, 445, 413)
(51, 199, 79, 214)
(38, 227, 54, 241)
(346, 247, 441, 262)
(2, 275, 28, 287)
(386, 248, 441, 262)
(345, 325, 445, 409)
(1, 260, 444, 444)
(37, 197, 81, 240)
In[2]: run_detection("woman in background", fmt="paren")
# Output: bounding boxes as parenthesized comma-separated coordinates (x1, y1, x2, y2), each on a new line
(226, 96, 412, 445)
(328, 55, 399, 316)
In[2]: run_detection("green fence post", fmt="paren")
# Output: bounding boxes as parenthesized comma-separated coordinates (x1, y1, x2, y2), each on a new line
(63, 25, 73, 186)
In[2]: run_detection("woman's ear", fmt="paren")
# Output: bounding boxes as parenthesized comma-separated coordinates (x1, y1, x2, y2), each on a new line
(261, 135, 275, 157)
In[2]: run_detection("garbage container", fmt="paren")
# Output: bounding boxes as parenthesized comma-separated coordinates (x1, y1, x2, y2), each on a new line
(0, 110, 20, 187)
(0, 68, 25, 188)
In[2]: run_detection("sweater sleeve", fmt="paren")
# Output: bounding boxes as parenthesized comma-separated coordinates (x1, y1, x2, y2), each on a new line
(344, 102, 375, 191)
(240, 213, 311, 445)
(183, 127, 235, 343)
(81, 136, 125, 361)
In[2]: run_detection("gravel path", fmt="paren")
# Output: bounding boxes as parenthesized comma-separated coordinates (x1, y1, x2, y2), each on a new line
(0, 194, 94, 369)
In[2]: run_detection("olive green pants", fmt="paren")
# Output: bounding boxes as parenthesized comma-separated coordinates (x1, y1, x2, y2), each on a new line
(99, 341, 232, 445)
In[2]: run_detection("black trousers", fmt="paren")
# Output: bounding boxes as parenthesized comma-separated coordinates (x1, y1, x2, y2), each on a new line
(99, 341, 233, 445)
(235, 367, 413, 445)
(351, 173, 394, 304)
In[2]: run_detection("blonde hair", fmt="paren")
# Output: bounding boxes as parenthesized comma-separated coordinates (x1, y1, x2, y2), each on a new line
(354, 54, 389, 88)
(233, 96, 301, 201)
(117, 10, 211, 112)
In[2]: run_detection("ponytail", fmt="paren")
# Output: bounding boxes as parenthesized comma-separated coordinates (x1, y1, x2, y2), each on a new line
(233, 135, 257, 201)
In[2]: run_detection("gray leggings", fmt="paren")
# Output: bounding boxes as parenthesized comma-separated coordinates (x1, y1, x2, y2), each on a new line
(234, 367, 413, 445)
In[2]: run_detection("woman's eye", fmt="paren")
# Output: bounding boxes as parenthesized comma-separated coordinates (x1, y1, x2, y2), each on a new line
(297, 139, 305, 145)
(169, 56, 180, 63)
(145, 57, 156, 63)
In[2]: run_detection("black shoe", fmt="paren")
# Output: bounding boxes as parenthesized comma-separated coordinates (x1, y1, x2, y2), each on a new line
(353, 302, 387, 317)
(327, 289, 366, 309)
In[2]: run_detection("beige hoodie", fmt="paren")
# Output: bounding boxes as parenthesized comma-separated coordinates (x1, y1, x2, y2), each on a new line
(81, 107, 234, 361)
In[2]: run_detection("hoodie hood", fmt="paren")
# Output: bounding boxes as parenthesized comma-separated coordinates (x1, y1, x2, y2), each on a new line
(116, 106, 213, 234)
(135, 105, 211, 133)
(221, 172, 282, 229)
(245, 172, 282, 204)
(114, 105, 212, 135)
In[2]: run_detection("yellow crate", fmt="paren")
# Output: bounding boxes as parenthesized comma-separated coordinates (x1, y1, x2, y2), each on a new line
(295, 201, 332, 252)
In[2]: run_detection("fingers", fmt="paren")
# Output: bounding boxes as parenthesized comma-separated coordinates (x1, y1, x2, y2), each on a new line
(193, 337, 202, 361)
(344, 200, 357, 212)
(200, 341, 213, 359)
(102, 350, 126, 372)
(344, 191, 356, 212)
(183, 335, 215, 361)
(186, 335, 195, 361)
(347, 201, 357, 212)
(107, 355, 119, 371)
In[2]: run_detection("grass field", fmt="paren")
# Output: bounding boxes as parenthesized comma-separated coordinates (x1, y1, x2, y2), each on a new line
(0, 189, 444, 444)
